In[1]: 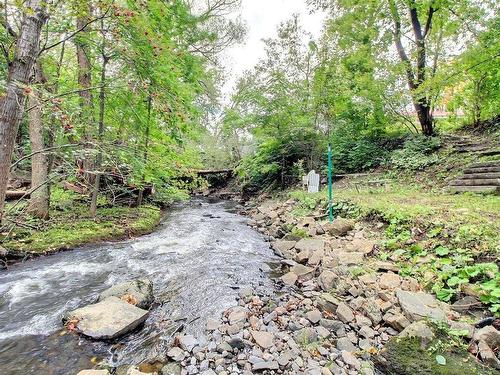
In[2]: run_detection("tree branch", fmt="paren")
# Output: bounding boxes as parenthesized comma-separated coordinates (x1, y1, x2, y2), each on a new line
(39, 9, 111, 54)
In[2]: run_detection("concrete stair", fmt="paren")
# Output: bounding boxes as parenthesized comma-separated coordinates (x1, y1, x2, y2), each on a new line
(448, 160, 500, 195)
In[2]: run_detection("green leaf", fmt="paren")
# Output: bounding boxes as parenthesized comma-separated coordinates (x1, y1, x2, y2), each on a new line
(435, 355, 446, 366)
(435, 246, 450, 256)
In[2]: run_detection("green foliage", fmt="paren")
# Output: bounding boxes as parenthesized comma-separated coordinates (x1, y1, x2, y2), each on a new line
(389, 135, 441, 171)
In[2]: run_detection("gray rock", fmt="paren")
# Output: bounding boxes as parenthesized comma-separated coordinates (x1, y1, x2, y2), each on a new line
(295, 238, 325, 253)
(278, 351, 293, 366)
(206, 318, 219, 331)
(478, 340, 500, 369)
(384, 313, 410, 332)
(306, 309, 322, 324)
(341, 350, 361, 369)
(378, 273, 401, 290)
(65, 297, 148, 340)
(77, 371, 110, 375)
(359, 326, 376, 339)
(294, 327, 318, 344)
(252, 361, 279, 371)
(98, 279, 153, 309)
(290, 264, 315, 278)
(250, 330, 274, 349)
(396, 290, 447, 322)
(336, 337, 356, 352)
(349, 238, 376, 254)
(337, 252, 364, 265)
(336, 303, 354, 323)
(473, 326, 500, 349)
(0, 245, 8, 257)
(178, 334, 199, 352)
(281, 272, 298, 286)
(318, 270, 336, 291)
(320, 319, 343, 331)
(360, 299, 382, 325)
(161, 363, 182, 375)
(399, 321, 435, 348)
(228, 306, 248, 325)
(272, 240, 296, 253)
(323, 218, 354, 236)
(451, 296, 480, 313)
(167, 347, 186, 361)
(317, 293, 341, 313)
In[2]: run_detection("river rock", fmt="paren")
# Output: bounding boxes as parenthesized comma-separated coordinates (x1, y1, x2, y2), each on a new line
(337, 337, 356, 352)
(349, 238, 376, 254)
(396, 290, 447, 322)
(473, 326, 500, 349)
(178, 334, 199, 352)
(318, 270, 336, 291)
(253, 361, 279, 371)
(379, 272, 401, 289)
(228, 306, 248, 324)
(478, 340, 500, 369)
(167, 347, 185, 361)
(336, 302, 354, 323)
(290, 264, 314, 278)
(323, 218, 354, 236)
(98, 278, 153, 309)
(337, 252, 364, 265)
(317, 293, 341, 313)
(341, 350, 361, 369)
(295, 238, 325, 253)
(399, 321, 435, 348)
(161, 363, 182, 375)
(77, 371, 110, 375)
(272, 240, 296, 258)
(65, 296, 149, 339)
(281, 272, 298, 286)
(250, 330, 274, 348)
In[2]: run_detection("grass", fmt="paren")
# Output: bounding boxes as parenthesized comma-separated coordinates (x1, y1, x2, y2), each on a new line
(1, 202, 162, 255)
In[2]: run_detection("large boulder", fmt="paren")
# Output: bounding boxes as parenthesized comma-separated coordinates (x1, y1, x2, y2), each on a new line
(99, 279, 153, 309)
(396, 290, 448, 322)
(322, 218, 354, 236)
(65, 296, 149, 339)
(295, 238, 325, 253)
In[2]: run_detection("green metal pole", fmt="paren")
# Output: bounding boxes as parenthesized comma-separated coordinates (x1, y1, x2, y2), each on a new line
(328, 143, 333, 222)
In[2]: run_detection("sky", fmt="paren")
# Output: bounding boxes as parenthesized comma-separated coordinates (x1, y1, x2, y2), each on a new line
(221, 0, 326, 95)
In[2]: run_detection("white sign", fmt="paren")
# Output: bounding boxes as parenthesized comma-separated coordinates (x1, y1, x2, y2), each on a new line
(306, 170, 320, 193)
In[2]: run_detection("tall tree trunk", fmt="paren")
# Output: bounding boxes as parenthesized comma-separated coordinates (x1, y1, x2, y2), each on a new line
(75, 3, 95, 185)
(90, 29, 108, 217)
(388, 0, 435, 136)
(136, 93, 152, 207)
(0, 0, 47, 223)
(27, 65, 49, 219)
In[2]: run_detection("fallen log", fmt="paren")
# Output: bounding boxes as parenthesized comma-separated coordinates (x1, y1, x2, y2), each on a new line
(6, 190, 30, 200)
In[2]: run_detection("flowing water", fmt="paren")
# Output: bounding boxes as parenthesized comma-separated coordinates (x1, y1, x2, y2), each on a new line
(0, 198, 279, 375)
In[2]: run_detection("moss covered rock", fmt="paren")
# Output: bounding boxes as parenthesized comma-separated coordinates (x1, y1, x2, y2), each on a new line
(374, 336, 496, 375)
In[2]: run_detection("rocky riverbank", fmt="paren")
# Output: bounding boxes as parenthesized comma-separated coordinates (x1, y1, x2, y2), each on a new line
(76, 196, 499, 375)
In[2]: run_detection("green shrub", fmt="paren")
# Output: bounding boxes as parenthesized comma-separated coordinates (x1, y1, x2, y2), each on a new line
(389, 135, 441, 171)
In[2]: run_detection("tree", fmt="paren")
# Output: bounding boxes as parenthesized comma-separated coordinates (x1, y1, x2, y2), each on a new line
(388, 0, 436, 135)
(27, 64, 49, 219)
(0, 0, 48, 222)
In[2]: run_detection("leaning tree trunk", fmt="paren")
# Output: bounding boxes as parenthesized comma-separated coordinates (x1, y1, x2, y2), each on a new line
(0, 0, 47, 223)
(27, 79, 49, 219)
